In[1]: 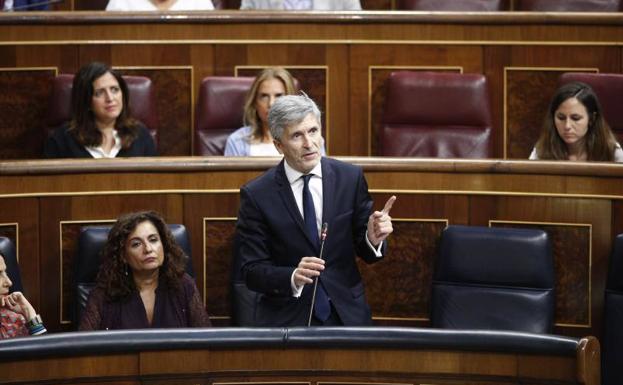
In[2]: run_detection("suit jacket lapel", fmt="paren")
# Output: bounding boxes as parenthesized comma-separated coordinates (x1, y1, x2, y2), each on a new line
(275, 160, 316, 249)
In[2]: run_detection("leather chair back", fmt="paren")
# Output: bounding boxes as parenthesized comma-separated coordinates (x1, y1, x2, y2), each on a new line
(0, 237, 22, 293)
(72, 224, 194, 325)
(380, 71, 492, 157)
(603, 233, 623, 385)
(559, 72, 623, 144)
(431, 225, 555, 333)
(515, 0, 622, 11)
(396, 0, 509, 11)
(230, 232, 259, 326)
(46, 74, 159, 146)
(194, 76, 255, 155)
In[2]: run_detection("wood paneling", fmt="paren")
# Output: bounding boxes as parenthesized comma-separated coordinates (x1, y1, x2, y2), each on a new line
(1, 13, 623, 158)
(204, 218, 236, 322)
(0, 68, 55, 159)
(121, 67, 193, 156)
(183, 194, 240, 325)
(1, 354, 139, 384)
(358, 219, 446, 324)
(0, 337, 597, 385)
(41, 194, 184, 330)
(0, 157, 619, 341)
(505, 68, 566, 159)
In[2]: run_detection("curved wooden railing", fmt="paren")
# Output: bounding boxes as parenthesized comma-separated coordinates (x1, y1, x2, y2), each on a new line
(0, 327, 601, 385)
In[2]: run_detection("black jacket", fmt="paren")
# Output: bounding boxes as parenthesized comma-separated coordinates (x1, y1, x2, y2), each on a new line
(43, 123, 157, 158)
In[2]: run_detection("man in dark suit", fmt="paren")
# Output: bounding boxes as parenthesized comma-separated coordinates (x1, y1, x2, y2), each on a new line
(236, 93, 395, 326)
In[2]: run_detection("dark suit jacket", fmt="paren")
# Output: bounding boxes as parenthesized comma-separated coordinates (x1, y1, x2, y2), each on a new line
(43, 123, 157, 159)
(237, 157, 384, 326)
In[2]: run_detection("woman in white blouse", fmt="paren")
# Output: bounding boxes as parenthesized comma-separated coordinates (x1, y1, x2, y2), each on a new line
(225, 68, 296, 156)
(106, 0, 214, 11)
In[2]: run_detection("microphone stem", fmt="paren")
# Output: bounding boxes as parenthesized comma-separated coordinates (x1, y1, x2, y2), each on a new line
(307, 238, 326, 327)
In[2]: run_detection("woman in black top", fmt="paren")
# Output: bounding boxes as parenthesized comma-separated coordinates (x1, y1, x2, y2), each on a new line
(44, 62, 157, 158)
(79, 211, 211, 330)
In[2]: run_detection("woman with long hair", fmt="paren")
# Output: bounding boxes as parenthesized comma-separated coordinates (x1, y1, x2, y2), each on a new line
(44, 62, 157, 159)
(224, 67, 298, 156)
(79, 211, 210, 330)
(530, 81, 623, 162)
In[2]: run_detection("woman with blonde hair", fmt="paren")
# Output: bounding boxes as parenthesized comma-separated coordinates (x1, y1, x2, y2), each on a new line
(224, 67, 298, 156)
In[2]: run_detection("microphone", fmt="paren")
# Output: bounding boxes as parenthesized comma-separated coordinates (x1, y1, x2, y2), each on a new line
(9, 0, 63, 11)
(307, 222, 328, 327)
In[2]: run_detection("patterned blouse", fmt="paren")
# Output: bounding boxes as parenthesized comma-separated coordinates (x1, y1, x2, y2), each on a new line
(0, 308, 29, 339)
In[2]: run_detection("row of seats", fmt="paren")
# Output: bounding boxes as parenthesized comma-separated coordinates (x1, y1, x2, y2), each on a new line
(395, 0, 623, 12)
(45, 71, 623, 158)
(74, 225, 556, 333)
(1, 224, 621, 382)
(50, 0, 623, 12)
(44, 74, 244, 156)
(381, 71, 623, 157)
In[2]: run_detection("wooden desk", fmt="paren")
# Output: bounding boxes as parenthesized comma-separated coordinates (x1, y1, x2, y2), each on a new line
(0, 157, 620, 340)
(0, 327, 602, 385)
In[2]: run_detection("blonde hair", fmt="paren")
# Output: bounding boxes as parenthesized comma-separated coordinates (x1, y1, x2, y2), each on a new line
(243, 67, 297, 142)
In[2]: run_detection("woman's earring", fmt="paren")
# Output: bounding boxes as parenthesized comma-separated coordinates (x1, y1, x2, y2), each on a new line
(124, 263, 129, 276)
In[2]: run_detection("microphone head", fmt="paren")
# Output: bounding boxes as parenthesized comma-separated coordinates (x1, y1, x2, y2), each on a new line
(321, 223, 328, 241)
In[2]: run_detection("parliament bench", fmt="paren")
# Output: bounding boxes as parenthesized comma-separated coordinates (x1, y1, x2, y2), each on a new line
(0, 327, 600, 385)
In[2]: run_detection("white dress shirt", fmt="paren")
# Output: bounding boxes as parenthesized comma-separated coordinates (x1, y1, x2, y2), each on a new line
(284, 160, 323, 238)
(283, 159, 382, 296)
(85, 130, 122, 159)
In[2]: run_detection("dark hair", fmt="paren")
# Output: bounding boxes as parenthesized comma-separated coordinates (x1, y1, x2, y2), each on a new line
(243, 67, 297, 142)
(69, 62, 140, 148)
(535, 81, 618, 161)
(95, 211, 186, 301)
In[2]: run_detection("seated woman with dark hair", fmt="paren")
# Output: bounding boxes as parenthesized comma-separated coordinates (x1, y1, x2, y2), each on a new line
(44, 62, 157, 159)
(79, 211, 211, 330)
(1, 254, 46, 339)
(529, 81, 623, 162)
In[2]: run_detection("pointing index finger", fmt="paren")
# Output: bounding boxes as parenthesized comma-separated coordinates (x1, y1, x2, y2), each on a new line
(382, 195, 396, 215)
